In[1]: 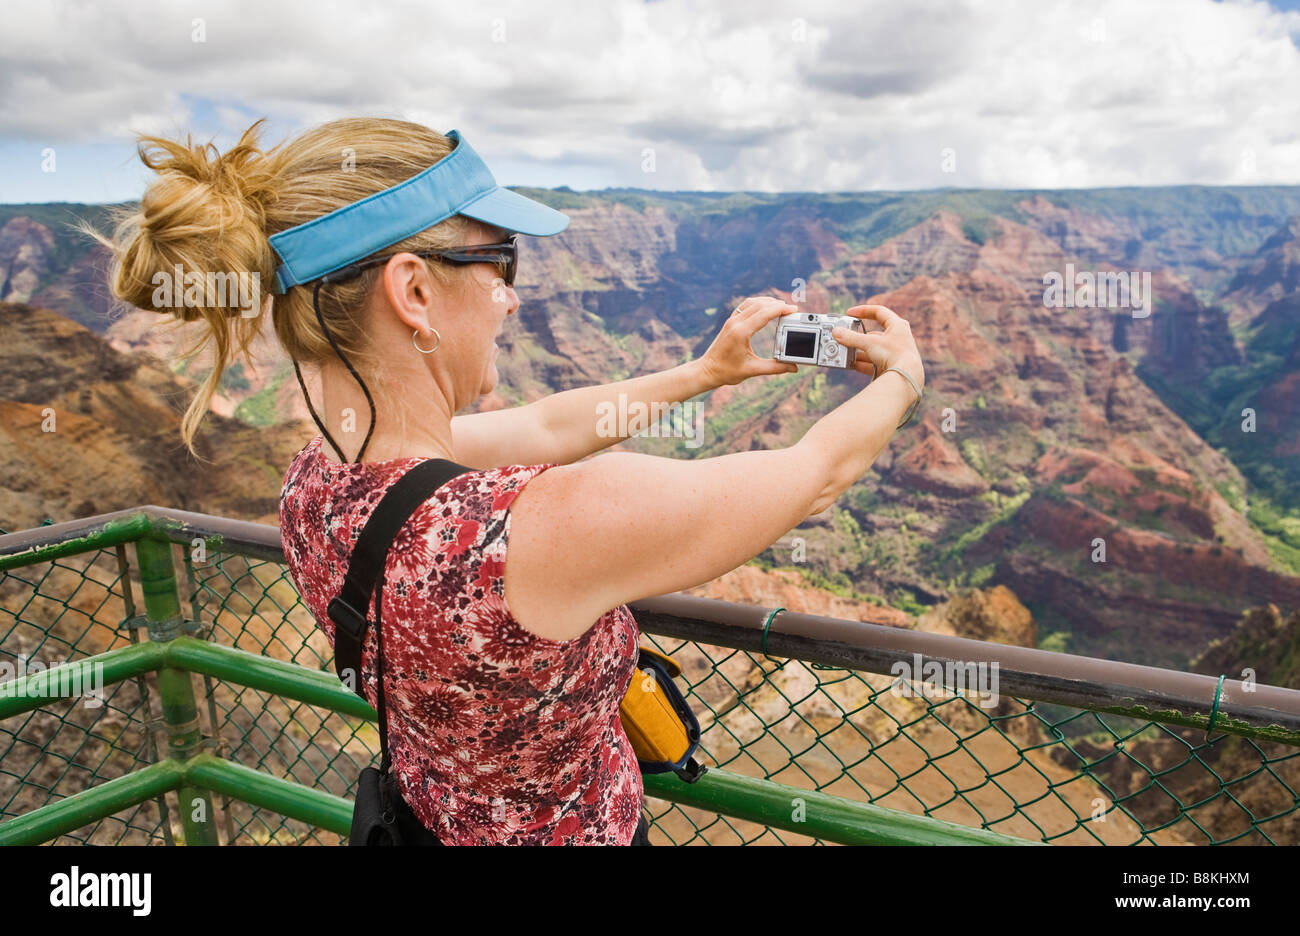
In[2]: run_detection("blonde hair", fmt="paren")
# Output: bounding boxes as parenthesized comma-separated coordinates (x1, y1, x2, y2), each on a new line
(83, 117, 482, 455)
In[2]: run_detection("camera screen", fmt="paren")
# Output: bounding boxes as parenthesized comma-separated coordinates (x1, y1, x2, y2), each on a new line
(784, 329, 817, 359)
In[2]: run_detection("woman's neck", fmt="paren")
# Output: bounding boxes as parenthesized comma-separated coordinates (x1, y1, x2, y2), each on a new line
(316, 362, 457, 465)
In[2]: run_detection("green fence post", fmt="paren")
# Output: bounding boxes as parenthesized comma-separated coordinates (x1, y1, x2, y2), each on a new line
(135, 537, 220, 846)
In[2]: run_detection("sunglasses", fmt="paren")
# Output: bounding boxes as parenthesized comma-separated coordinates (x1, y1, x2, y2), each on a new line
(318, 235, 518, 288)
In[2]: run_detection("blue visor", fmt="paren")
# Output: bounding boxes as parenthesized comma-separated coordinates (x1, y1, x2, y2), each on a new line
(268, 129, 569, 294)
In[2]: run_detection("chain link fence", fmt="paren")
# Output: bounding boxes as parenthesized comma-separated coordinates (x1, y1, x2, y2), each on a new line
(0, 544, 170, 843)
(3, 531, 1299, 845)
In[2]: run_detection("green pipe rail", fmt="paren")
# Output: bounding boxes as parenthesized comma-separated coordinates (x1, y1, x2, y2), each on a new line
(0, 634, 1035, 846)
(2, 506, 1299, 845)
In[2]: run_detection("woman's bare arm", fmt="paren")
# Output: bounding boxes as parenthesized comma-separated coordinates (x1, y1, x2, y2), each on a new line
(450, 298, 797, 469)
(505, 305, 925, 640)
(449, 359, 716, 468)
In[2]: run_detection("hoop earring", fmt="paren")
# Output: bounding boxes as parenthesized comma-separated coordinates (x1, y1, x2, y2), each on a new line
(413, 327, 441, 354)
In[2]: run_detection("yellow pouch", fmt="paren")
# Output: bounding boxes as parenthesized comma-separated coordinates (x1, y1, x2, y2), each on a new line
(619, 647, 706, 783)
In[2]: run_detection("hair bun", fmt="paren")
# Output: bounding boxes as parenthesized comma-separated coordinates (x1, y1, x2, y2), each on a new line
(144, 119, 278, 223)
(80, 118, 286, 448)
(102, 119, 280, 323)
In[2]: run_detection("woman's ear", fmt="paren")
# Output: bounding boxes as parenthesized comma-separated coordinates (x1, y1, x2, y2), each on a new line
(381, 253, 439, 333)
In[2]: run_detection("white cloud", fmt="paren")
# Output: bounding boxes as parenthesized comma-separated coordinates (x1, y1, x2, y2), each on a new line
(1, 0, 1298, 192)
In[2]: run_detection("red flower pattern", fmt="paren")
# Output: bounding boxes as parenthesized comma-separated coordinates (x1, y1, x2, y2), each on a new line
(279, 435, 642, 845)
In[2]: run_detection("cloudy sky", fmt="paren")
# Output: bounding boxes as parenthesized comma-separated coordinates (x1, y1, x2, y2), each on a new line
(2, 0, 1299, 203)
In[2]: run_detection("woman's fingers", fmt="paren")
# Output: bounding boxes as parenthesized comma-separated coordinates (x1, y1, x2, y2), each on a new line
(830, 325, 879, 350)
(844, 304, 904, 330)
(732, 296, 795, 326)
(850, 357, 879, 377)
(701, 297, 804, 385)
(833, 326, 890, 374)
(731, 296, 768, 318)
(745, 299, 798, 330)
(834, 302, 924, 381)
(757, 357, 799, 374)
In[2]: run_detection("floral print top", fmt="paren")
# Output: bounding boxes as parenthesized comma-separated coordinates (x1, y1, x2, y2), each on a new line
(279, 435, 643, 845)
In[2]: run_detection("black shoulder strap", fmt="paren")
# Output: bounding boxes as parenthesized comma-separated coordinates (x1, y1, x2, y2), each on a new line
(328, 458, 471, 699)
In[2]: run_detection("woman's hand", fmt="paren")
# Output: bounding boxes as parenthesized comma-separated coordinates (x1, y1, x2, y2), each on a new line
(832, 304, 925, 392)
(698, 296, 800, 387)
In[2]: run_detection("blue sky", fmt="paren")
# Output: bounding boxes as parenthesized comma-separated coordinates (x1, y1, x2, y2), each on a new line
(2, 0, 1299, 204)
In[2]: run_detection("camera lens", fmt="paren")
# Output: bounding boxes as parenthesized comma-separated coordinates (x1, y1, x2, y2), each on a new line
(807, 314, 816, 322)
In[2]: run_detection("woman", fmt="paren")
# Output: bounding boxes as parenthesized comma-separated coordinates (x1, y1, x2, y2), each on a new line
(92, 117, 925, 845)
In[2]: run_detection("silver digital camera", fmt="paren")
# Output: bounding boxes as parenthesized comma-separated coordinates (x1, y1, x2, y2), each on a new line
(773, 312, 865, 369)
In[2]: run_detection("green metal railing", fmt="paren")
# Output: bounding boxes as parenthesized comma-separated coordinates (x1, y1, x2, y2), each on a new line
(2, 506, 1299, 845)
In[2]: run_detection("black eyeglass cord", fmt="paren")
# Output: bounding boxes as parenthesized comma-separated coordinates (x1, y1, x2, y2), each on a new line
(288, 279, 378, 466)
